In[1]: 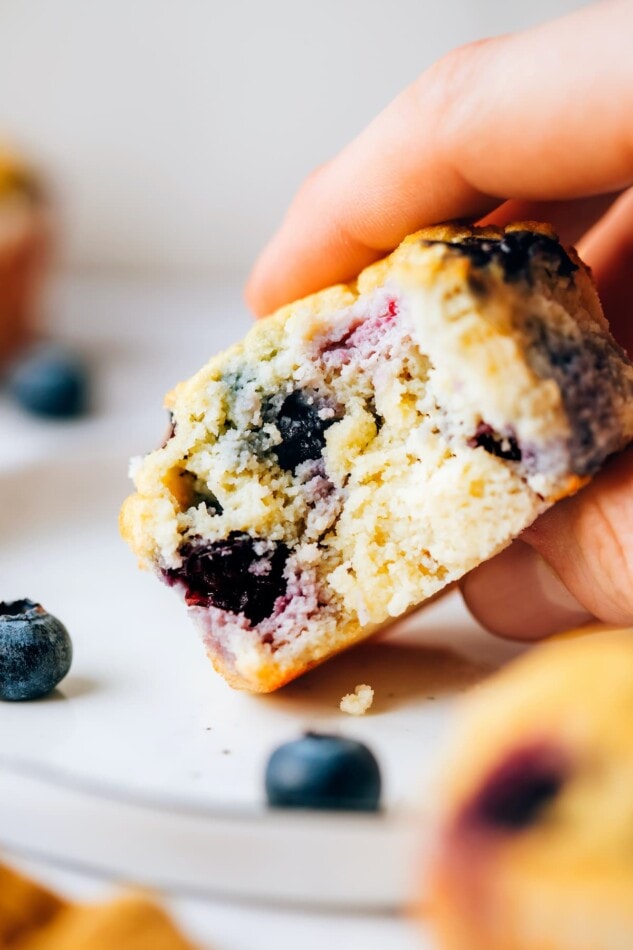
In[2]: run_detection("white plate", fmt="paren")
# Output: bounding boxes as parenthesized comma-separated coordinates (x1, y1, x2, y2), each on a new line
(0, 449, 525, 908)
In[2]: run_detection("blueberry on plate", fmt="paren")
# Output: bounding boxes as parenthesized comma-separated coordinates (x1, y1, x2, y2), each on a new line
(7, 343, 89, 419)
(0, 600, 73, 701)
(265, 732, 382, 812)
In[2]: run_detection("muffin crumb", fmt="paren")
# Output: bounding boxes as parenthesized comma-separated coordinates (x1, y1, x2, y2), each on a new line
(340, 683, 374, 715)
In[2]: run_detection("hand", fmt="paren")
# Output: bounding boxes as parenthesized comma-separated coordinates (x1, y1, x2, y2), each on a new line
(246, 0, 633, 640)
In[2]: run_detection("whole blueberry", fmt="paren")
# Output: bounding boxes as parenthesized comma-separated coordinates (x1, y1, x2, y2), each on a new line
(265, 732, 382, 812)
(8, 344, 89, 419)
(0, 600, 73, 701)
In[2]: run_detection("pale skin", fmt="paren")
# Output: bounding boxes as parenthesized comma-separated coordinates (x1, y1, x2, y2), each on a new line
(246, 0, 633, 640)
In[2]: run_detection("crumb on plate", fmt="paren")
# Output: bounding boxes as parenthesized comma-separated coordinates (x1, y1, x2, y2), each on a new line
(340, 683, 374, 715)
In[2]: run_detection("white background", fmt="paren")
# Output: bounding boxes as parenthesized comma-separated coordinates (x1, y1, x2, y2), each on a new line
(0, 0, 589, 277)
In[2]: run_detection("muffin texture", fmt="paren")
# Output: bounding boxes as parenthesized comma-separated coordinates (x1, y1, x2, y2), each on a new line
(120, 222, 633, 692)
(428, 628, 633, 950)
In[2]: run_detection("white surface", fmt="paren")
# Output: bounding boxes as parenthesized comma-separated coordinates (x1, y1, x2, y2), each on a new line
(0, 763, 418, 910)
(0, 274, 525, 947)
(0, 450, 519, 814)
(10, 854, 428, 950)
(0, 0, 588, 273)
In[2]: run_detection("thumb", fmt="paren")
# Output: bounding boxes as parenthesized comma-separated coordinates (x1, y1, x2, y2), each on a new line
(461, 446, 633, 639)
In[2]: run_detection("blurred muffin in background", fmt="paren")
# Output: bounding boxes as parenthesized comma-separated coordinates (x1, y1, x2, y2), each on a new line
(427, 628, 633, 950)
(0, 861, 199, 949)
(0, 147, 50, 361)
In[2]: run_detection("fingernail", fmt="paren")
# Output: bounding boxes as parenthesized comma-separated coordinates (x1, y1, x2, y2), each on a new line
(461, 541, 594, 640)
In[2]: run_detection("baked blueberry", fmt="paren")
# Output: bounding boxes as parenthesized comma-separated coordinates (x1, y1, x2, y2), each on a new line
(462, 744, 565, 832)
(269, 390, 335, 471)
(424, 230, 577, 283)
(470, 422, 522, 462)
(165, 533, 288, 625)
(0, 599, 73, 701)
(7, 343, 89, 419)
(265, 732, 382, 811)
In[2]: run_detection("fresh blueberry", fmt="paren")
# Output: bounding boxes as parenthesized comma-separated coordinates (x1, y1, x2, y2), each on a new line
(0, 599, 73, 701)
(265, 732, 382, 812)
(165, 533, 288, 625)
(7, 344, 89, 419)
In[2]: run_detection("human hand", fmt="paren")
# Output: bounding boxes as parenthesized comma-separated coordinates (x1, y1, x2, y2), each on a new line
(246, 0, 633, 640)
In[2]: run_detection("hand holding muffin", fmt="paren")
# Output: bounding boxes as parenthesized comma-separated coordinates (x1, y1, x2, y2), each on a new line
(246, 0, 633, 644)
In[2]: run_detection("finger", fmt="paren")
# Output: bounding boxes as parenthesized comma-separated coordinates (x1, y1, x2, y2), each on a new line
(462, 447, 633, 639)
(461, 542, 593, 641)
(246, 0, 633, 315)
(577, 187, 633, 353)
(523, 447, 633, 625)
(480, 193, 621, 248)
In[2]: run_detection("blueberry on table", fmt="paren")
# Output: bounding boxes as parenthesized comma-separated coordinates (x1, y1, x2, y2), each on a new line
(265, 732, 382, 812)
(7, 344, 89, 419)
(0, 600, 73, 700)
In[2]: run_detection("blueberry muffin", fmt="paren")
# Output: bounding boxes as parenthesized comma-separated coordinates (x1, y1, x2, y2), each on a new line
(0, 148, 50, 360)
(120, 223, 633, 692)
(0, 862, 197, 949)
(428, 628, 633, 949)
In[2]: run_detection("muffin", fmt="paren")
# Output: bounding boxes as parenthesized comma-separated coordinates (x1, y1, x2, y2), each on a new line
(427, 627, 633, 950)
(0, 861, 197, 950)
(120, 223, 633, 692)
(0, 147, 50, 360)
(0, 862, 64, 945)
